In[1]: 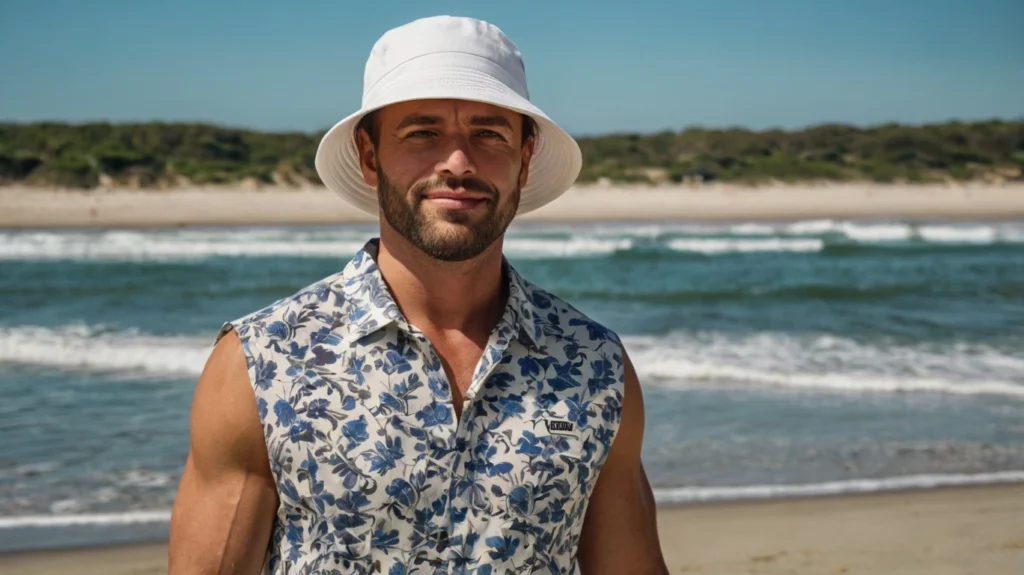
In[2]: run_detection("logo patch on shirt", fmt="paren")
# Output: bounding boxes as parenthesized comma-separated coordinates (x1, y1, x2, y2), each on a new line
(545, 419, 576, 436)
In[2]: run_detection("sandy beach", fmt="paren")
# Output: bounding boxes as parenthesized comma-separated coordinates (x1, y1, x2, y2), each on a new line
(1, 484, 1021, 574)
(2, 182, 1024, 229)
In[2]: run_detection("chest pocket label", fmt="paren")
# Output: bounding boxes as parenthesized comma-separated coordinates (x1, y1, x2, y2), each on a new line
(544, 419, 577, 437)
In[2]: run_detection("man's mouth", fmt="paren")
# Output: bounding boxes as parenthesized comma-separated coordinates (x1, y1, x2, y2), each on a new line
(422, 190, 489, 211)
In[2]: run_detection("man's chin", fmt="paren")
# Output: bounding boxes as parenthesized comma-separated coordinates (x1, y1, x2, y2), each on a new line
(420, 204, 490, 225)
(418, 223, 481, 247)
(417, 239, 489, 262)
(412, 225, 497, 261)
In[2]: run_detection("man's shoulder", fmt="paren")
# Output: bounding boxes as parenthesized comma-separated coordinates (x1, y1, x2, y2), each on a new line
(522, 279, 622, 348)
(221, 269, 352, 341)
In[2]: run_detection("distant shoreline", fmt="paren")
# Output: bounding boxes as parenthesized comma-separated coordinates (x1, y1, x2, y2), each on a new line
(3, 181, 1024, 229)
(3, 119, 1022, 189)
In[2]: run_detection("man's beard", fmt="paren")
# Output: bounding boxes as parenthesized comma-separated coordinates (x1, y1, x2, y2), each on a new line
(377, 169, 520, 262)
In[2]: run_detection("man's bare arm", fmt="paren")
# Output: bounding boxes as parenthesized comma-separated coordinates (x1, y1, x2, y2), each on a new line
(577, 349, 668, 574)
(168, 329, 279, 574)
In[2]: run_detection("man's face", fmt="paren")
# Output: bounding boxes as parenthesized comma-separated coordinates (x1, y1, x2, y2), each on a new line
(356, 99, 535, 262)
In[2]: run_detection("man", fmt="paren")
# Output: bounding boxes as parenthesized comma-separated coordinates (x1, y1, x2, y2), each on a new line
(169, 15, 667, 575)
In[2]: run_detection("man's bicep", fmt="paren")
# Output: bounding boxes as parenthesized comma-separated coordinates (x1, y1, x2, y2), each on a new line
(577, 349, 668, 574)
(169, 330, 278, 575)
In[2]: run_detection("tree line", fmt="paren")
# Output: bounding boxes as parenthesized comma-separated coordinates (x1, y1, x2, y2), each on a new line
(1, 119, 1022, 189)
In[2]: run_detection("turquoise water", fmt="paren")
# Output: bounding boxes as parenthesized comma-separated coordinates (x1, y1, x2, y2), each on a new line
(2, 218, 1024, 549)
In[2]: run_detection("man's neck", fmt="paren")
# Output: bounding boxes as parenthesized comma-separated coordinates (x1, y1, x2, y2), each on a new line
(375, 230, 508, 342)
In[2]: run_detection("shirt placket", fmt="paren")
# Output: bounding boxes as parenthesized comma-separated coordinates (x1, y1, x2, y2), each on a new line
(405, 315, 517, 573)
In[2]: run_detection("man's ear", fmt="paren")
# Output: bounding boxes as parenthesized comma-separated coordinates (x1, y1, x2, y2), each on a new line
(355, 129, 379, 188)
(518, 135, 536, 189)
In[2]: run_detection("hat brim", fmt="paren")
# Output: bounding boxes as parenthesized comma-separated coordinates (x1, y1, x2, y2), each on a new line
(314, 64, 582, 216)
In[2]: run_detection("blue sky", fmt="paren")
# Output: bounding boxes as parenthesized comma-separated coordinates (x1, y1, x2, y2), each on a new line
(1, 0, 1021, 136)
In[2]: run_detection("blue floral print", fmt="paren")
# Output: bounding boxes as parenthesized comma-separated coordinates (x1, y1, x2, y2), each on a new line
(219, 239, 625, 574)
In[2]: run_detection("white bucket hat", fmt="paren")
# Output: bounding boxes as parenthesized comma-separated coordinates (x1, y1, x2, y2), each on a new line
(314, 15, 582, 215)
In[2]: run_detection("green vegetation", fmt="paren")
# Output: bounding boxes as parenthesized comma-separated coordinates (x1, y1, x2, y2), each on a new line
(0, 122, 320, 189)
(1, 119, 1022, 189)
(576, 120, 1024, 185)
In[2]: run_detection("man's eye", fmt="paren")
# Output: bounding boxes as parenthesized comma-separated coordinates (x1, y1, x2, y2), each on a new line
(407, 130, 437, 138)
(476, 130, 506, 140)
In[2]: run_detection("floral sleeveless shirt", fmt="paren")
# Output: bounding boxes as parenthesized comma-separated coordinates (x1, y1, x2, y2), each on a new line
(219, 239, 626, 575)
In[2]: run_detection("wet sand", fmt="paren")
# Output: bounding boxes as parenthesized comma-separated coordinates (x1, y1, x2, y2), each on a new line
(2, 484, 1022, 574)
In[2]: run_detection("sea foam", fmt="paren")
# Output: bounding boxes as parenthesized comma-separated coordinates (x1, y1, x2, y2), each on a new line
(1, 471, 1021, 529)
(0, 324, 210, 376)
(652, 470, 1024, 504)
(2, 220, 1023, 261)
(623, 331, 1024, 397)
(3, 323, 1022, 398)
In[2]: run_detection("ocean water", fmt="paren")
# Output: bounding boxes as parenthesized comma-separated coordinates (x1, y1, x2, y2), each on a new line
(2, 218, 1024, 551)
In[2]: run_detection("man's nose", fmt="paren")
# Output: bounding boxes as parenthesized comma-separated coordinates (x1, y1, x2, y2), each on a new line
(435, 138, 477, 178)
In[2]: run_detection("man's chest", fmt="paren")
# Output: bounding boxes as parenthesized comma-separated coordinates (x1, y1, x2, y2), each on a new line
(242, 307, 626, 568)
(265, 329, 608, 493)
(425, 337, 487, 418)
(270, 342, 595, 516)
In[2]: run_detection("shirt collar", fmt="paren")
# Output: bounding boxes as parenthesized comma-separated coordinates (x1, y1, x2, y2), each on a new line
(335, 239, 543, 349)
(504, 257, 545, 349)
